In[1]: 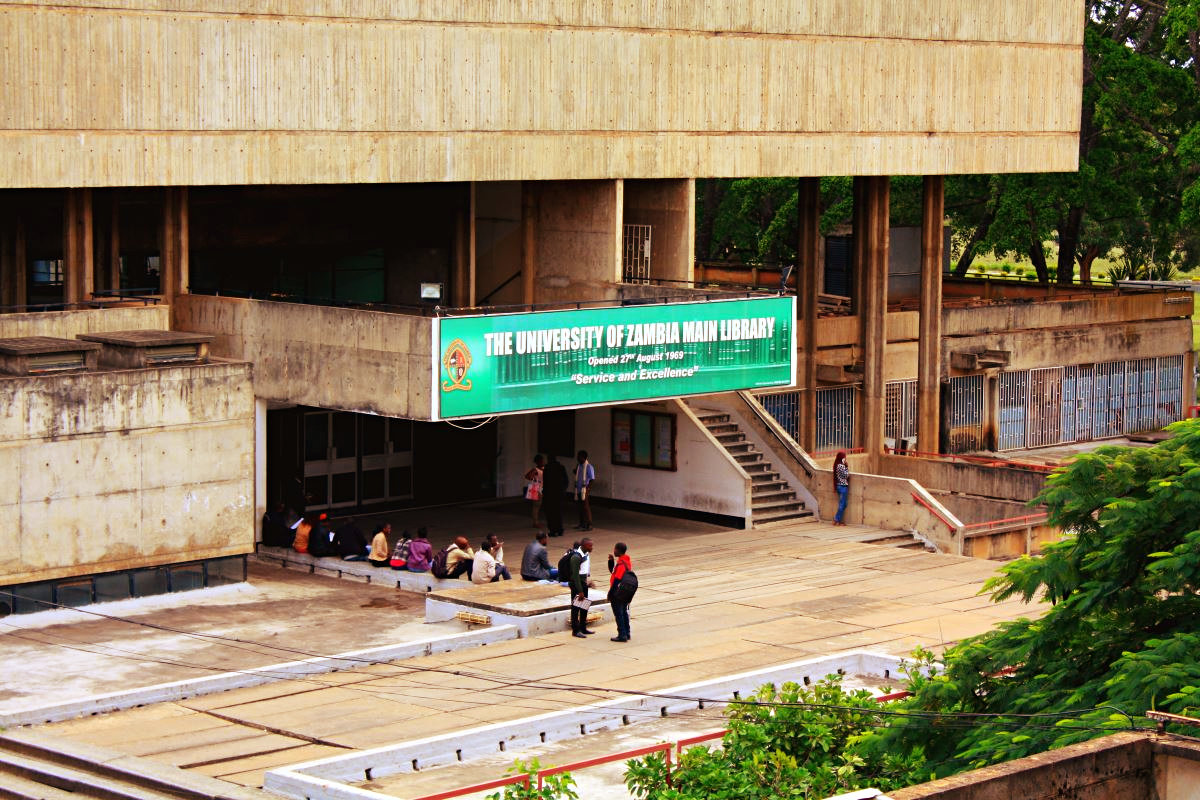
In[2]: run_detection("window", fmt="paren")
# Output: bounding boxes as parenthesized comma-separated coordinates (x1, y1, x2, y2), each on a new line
(612, 410, 676, 470)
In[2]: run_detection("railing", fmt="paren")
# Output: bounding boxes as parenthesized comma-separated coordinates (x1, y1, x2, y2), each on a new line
(0, 295, 161, 312)
(187, 286, 772, 318)
(884, 447, 1056, 473)
(911, 492, 958, 533)
(811, 448, 866, 458)
(409, 691, 916, 800)
(961, 513, 1050, 537)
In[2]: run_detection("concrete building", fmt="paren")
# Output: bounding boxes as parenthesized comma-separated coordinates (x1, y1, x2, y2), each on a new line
(0, 2, 1189, 609)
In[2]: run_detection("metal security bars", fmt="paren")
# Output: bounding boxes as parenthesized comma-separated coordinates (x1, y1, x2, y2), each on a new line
(947, 375, 985, 453)
(996, 354, 1186, 451)
(816, 386, 857, 452)
(759, 390, 801, 442)
(885, 379, 918, 446)
(622, 224, 652, 284)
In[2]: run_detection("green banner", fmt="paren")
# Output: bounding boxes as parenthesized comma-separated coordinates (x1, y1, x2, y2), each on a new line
(434, 296, 795, 419)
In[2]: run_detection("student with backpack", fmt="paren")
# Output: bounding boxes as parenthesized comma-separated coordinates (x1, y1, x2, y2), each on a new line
(607, 542, 636, 642)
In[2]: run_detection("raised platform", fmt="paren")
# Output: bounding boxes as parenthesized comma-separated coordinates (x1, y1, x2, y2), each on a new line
(426, 581, 610, 636)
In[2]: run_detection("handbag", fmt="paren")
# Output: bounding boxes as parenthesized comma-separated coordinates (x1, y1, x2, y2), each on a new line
(525, 482, 541, 501)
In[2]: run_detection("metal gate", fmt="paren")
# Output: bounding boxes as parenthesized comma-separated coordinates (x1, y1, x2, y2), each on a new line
(998, 371, 1028, 450)
(816, 386, 857, 452)
(1027, 367, 1063, 448)
(622, 224, 651, 284)
(947, 375, 985, 453)
(885, 379, 917, 447)
(1092, 360, 1125, 439)
(759, 391, 801, 443)
(1156, 354, 1184, 427)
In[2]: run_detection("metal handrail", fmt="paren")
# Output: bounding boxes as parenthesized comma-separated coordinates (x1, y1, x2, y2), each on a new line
(911, 492, 958, 533)
(538, 742, 673, 789)
(961, 513, 1050, 535)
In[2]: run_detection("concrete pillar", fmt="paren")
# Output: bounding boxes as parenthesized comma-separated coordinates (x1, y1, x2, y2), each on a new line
(63, 188, 94, 306)
(613, 178, 625, 283)
(858, 177, 889, 466)
(917, 176, 945, 454)
(452, 183, 479, 307)
(160, 187, 189, 303)
(255, 398, 268, 543)
(0, 213, 18, 309)
(796, 177, 821, 451)
(521, 182, 536, 307)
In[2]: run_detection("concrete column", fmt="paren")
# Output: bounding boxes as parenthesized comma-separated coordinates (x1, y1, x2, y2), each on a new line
(613, 178, 625, 283)
(0, 214, 17, 309)
(160, 187, 189, 302)
(63, 188, 94, 306)
(521, 182, 536, 307)
(858, 177, 889, 466)
(469, 181, 477, 307)
(851, 177, 868, 315)
(796, 177, 821, 451)
(917, 176, 945, 454)
(684, 179, 696, 284)
(255, 398, 268, 543)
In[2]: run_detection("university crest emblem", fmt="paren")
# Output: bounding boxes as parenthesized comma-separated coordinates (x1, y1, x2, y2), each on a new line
(441, 338, 473, 392)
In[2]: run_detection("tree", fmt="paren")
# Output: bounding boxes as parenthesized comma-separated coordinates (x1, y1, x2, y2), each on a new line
(624, 676, 922, 800)
(860, 419, 1200, 778)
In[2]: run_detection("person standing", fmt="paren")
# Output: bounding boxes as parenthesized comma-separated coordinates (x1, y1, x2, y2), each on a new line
(607, 542, 632, 642)
(524, 454, 545, 529)
(567, 537, 594, 638)
(574, 450, 595, 531)
(832, 451, 850, 526)
(543, 455, 569, 537)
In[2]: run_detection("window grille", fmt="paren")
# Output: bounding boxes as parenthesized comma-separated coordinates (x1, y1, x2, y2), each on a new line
(947, 374, 985, 453)
(884, 379, 918, 446)
(622, 224, 652, 284)
(816, 386, 857, 452)
(759, 391, 802, 443)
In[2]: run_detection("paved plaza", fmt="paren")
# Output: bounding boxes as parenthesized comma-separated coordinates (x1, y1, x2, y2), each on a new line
(3, 503, 1040, 793)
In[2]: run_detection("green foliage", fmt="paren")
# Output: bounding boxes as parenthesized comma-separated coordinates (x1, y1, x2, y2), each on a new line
(485, 758, 578, 800)
(861, 420, 1200, 778)
(624, 676, 924, 800)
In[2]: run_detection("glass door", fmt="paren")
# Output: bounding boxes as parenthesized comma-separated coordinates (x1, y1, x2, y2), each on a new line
(303, 411, 358, 510)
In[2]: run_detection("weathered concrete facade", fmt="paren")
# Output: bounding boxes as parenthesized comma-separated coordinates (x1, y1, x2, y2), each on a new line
(0, 361, 254, 587)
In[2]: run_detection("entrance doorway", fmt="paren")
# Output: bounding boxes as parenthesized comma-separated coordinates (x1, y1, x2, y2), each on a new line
(302, 412, 414, 511)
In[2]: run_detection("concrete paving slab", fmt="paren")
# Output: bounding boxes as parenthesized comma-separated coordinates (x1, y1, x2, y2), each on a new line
(20, 504, 1041, 795)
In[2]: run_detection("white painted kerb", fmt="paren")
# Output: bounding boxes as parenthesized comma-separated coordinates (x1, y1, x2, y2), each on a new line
(265, 650, 909, 799)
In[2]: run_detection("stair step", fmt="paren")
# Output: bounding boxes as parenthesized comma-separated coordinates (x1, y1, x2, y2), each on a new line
(0, 754, 178, 800)
(714, 431, 745, 443)
(725, 442, 756, 455)
(733, 451, 763, 463)
(706, 422, 740, 435)
(697, 413, 730, 425)
(0, 768, 96, 800)
(752, 489, 798, 504)
(754, 508, 815, 524)
(752, 498, 806, 512)
(864, 534, 920, 547)
(750, 471, 782, 484)
(751, 481, 789, 494)
(741, 461, 771, 473)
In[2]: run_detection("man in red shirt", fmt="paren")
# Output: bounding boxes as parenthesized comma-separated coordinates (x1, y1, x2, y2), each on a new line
(608, 542, 632, 642)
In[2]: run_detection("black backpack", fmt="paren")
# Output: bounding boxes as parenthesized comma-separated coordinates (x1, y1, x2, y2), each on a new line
(610, 569, 638, 605)
(557, 549, 576, 580)
(430, 545, 453, 578)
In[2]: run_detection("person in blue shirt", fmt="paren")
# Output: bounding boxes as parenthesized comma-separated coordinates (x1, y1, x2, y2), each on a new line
(574, 450, 595, 532)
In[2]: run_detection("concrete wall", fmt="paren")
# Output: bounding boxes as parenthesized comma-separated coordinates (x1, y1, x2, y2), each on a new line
(575, 402, 749, 521)
(890, 732, 1200, 800)
(173, 294, 433, 420)
(474, 182, 524, 307)
(0, 361, 254, 586)
(880, 454, 1048, 505)
(624, 180, 694, 284)
(532, 181, 621, 305)
(2, 2, 1082, 187)
(0, 305, 169, 339)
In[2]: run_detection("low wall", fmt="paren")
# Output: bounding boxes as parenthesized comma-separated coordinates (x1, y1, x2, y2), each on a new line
(880, 454, 1048, 507)
(889, 732, 1200, 800)
(0, 304, 168, 339)
(173, 294, 433, 419)
(0, 361, 254, 586)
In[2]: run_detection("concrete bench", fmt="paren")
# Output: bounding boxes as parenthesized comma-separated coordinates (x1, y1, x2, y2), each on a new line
(255, 545, 470, 593)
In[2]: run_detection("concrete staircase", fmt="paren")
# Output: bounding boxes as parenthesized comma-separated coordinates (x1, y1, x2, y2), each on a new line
(854, 529, 933, 551)
(0, 731, 269, 800)
(696, 410, 814, 526)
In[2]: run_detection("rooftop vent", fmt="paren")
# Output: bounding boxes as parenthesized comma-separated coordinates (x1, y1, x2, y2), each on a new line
(0, 337, 101, 376)
(75, 330, 214, 369)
